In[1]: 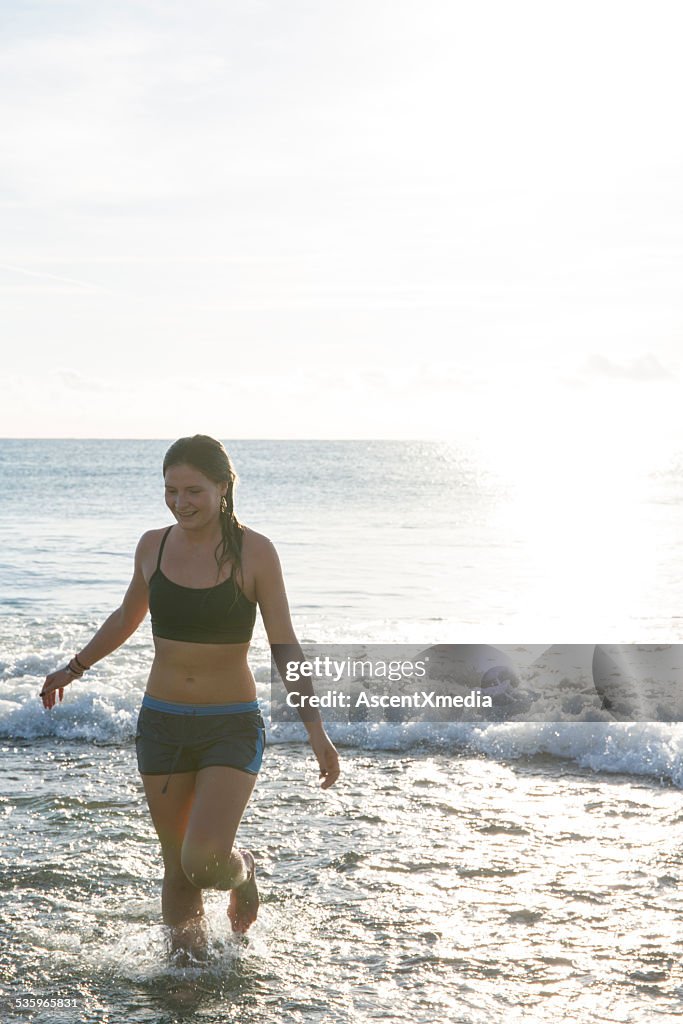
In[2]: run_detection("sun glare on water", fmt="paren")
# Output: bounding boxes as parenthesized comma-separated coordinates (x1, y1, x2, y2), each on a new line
(467, 405, 663, 638)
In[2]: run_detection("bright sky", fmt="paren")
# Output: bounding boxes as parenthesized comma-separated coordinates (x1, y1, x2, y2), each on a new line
(1, 0, 682, 464)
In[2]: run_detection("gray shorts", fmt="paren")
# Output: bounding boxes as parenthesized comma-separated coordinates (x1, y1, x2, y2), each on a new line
(135, 694, 266, 793)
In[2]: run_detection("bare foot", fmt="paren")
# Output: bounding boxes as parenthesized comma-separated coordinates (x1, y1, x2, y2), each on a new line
(228, 850, 259, 934)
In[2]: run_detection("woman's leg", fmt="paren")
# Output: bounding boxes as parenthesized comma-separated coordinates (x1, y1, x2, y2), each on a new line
(181, 765, 259, 932)
(140, 771, 208, 956)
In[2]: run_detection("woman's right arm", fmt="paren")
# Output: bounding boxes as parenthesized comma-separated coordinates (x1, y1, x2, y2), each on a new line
(40, 532, 153, 710)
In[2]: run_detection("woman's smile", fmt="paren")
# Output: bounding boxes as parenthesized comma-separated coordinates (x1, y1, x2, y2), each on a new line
(164, 464, 222, 526)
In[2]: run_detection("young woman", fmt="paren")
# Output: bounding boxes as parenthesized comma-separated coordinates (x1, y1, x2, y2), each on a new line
(39, 434, 340, 960)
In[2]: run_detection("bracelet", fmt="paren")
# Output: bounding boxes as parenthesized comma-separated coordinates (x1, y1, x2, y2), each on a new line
(74, 654, 91, 671)
(65, 661, 82, 678)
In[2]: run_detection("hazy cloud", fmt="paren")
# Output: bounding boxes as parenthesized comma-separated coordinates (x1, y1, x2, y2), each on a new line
(581, 353, 676, 381)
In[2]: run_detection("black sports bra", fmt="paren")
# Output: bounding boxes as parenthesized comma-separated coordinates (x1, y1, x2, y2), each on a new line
(148, 526, 257, 644)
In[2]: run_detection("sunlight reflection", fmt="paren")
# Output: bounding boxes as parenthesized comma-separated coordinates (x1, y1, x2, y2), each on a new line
(468, 412, 660, 636)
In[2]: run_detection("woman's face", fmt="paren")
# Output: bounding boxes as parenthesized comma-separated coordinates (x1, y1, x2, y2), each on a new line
(164, 463, 226, 531)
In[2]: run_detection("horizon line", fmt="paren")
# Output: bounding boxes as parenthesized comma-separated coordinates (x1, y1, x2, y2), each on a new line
(0, 435, 478, 443)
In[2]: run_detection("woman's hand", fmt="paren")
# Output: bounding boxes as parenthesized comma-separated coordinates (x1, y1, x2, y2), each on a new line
(308, 730, 341, 789)
(40, 668, 73, 710)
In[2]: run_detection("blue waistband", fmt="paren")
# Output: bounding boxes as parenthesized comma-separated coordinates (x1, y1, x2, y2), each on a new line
(142, 694, 260, 716)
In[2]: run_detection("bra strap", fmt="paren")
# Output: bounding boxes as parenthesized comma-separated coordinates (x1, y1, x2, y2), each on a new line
(156, 526, 173, 573)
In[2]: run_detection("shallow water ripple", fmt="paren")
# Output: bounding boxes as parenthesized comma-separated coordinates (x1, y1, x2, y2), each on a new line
(2, 741, 683, 1022)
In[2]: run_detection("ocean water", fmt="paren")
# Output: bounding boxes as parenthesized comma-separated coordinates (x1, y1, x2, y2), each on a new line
(2, 438, 683, 1023)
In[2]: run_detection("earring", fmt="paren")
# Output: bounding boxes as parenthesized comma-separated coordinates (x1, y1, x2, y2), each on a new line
(220, 496, 228, 515)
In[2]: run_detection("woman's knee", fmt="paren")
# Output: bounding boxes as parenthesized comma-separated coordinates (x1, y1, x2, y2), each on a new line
(180, 840, 239, 889)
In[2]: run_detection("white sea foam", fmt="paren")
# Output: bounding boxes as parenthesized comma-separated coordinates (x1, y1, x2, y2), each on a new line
(4, 668, 683, 789)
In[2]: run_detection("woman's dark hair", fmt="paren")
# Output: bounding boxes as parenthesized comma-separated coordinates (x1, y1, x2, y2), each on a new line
(163, 434, 245, 583)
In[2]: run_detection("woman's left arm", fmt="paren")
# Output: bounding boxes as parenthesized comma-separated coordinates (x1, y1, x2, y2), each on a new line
(252, 533, 340, 790)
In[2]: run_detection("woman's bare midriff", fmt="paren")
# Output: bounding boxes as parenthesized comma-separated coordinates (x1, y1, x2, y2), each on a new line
(145, 637, 257, 704)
